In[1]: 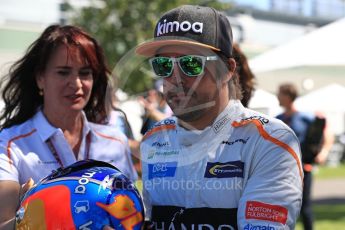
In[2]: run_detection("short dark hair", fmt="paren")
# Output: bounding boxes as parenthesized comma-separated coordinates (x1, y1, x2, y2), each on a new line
(279, 83, 299, 102)
(215, 51, 242, 101)
(0, 25, 110, 129)
(232, 44, 255, 107)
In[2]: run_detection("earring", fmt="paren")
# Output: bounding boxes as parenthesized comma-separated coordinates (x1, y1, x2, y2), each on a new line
(39, 89, 43, 96)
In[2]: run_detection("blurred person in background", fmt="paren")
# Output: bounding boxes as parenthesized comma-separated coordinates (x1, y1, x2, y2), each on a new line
(106, 91, 135, 141)
(276, 83, 334, 230)
(136, 5, 303, 229)
(0, 25, 137, 229)
(139, 79, 173, 135)
(105, 89, 142, 173)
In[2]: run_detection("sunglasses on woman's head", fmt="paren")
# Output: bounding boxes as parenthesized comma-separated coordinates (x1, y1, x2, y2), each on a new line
(149, 55, 218, 78)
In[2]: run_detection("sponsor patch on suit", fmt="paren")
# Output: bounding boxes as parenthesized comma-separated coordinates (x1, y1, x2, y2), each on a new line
(204, 161, 244, 178)
(245, 201, 288, 225)
(148, 162, 177, 179)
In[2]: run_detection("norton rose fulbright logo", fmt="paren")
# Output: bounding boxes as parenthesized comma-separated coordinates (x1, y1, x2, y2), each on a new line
(245, 201, 288, 225)
(156, 19, 203, 36)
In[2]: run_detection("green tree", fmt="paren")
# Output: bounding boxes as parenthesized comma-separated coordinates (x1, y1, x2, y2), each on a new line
(71, 0, 231, 94)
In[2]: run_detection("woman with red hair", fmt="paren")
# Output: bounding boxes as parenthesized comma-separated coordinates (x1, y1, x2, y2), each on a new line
(0, 25, 137, 229)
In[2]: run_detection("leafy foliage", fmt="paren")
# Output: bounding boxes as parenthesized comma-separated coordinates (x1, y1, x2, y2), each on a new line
(70, 0, 231, 94)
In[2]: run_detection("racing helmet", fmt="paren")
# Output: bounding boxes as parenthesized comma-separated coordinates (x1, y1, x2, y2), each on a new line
(16, 160, 144, 230)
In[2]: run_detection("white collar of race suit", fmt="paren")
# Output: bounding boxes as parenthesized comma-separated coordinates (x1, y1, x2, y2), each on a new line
(176, 100, 242, 145)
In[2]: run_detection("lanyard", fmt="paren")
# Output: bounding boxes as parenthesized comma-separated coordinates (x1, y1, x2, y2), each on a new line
(46, 133, 91, 168)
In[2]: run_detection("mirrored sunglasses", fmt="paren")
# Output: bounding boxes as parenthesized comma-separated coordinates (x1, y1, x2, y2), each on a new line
(149, 55, 218, 78)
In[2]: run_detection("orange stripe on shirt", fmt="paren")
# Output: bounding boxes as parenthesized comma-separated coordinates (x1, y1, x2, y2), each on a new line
(94, 130, 125, 144)
(7, 129, 37, 166)
(232, 120, 303, 181)
(142, 124, 176, 141)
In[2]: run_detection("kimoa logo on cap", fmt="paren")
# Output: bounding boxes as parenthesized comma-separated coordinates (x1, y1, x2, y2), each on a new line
(156, 19, 203, 36)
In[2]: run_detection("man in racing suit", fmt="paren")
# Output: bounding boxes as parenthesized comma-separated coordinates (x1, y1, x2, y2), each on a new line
(136, 5, 303, 230)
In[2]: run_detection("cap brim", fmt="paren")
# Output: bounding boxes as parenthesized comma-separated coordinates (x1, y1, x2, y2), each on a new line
(135, 39, 221, 56)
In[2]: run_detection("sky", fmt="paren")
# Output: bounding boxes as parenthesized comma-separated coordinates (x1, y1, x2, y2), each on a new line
(231, 0, 345, 18)
(0, 0, 61, 25)
(230, 0, 314, 16)
(0, 1, 268, 27)
(230, 0, 270, 10)
(0, 0, 343, 27)
(0, 0, 97, 26)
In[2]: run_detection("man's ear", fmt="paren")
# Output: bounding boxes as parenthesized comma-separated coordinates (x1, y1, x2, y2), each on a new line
(222, 58, 236, 83)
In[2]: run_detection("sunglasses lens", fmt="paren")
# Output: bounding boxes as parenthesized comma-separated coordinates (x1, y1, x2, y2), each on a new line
(151, 57, 173, 77)
(179, 56, 203, 76)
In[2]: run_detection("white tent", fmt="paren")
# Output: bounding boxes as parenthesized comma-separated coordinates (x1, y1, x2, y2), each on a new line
(295, 84, 345, 135)
(249, 17, 345, 73)
(295, 84, 345, 112)
(248, 89, 282, 116)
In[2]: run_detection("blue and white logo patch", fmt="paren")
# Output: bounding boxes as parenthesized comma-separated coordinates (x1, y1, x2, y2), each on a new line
(204, 161, 244, 178)
(148, 162, 177, 179)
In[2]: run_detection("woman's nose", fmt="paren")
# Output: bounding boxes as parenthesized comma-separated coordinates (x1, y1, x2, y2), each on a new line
(68, 75, 83, 89)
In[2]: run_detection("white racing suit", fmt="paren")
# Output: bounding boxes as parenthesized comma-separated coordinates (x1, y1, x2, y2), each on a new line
(140, 100, 303, 230)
